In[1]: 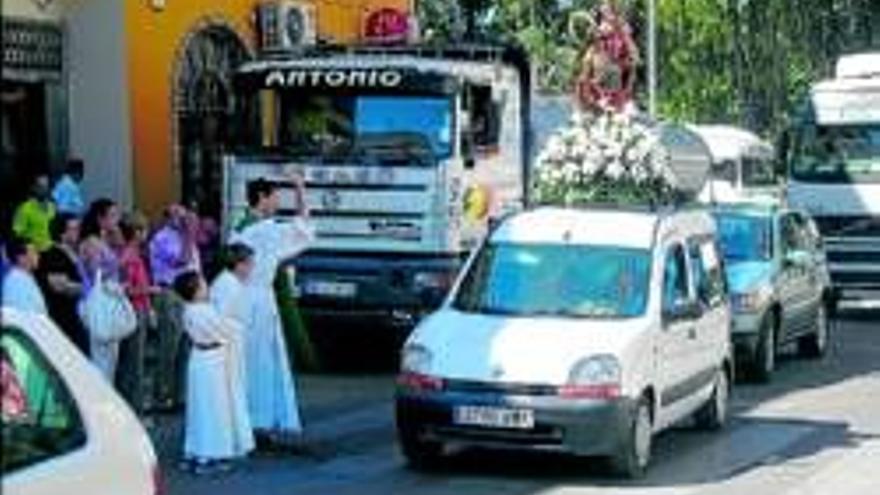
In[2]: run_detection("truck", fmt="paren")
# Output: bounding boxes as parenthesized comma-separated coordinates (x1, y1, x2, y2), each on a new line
(222, 2, 532, 336)
(783, 52, 880, 305)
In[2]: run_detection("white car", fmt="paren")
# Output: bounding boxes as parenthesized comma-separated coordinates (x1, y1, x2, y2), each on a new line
(395, 206, 734, 478)
(1, 308, 161, 495)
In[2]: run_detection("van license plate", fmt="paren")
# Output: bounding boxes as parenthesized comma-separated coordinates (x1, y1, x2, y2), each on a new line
(304, 281, 357, 298)
(454, 406, 535, 429)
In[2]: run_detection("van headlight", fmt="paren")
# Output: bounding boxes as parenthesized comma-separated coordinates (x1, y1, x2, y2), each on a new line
(731, 285, 773, 314)
(559, 355, 622, 400)
(400, 344, 433, 374)
(398, 344, 443, 392)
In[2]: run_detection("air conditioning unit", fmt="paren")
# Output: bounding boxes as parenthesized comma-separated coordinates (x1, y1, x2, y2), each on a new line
(256, 1, 317, 53)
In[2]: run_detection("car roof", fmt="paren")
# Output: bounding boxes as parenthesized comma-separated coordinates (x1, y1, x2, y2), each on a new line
(492, 206, 695, 249)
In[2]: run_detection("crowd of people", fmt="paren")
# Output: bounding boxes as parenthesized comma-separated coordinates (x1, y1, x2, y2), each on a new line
(1, 161, 315, 475)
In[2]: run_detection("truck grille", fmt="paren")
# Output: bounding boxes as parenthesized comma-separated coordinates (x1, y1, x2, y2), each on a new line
(816, 215, 880, 290)
(814, 215, 880, 238)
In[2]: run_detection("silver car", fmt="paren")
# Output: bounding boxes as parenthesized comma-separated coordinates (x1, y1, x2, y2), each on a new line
(713, 204, 833, 382)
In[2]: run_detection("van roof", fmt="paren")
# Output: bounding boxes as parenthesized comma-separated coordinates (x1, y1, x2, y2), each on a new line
(491, 207, 670, 249)
(689, 125, 773, 163)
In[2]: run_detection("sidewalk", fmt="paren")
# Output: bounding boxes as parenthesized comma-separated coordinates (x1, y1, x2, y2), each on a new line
(148, 373, 397, 466)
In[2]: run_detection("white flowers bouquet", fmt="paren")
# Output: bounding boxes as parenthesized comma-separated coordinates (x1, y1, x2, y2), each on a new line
(534, 109, 680, 207)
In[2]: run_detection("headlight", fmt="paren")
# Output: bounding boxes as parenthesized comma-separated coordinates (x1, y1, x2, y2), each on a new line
(559, 355, 622, 399)
(400, 344, 433, 374)
(398, 344, 443, 391)
(731, 285, 773, 313)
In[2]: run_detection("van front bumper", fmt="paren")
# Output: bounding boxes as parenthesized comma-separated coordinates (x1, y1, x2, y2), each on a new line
(395, 386, 637, 457)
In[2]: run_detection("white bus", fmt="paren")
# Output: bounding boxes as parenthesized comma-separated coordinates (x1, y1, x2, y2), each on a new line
(693, 125, 777, 204)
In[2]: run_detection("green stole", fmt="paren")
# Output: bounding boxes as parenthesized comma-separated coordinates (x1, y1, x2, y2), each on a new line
(236, 212, 320, 372)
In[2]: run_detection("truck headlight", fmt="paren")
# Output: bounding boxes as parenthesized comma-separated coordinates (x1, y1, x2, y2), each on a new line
(559, 355, 622, 399)
(731, 285, 773, 314)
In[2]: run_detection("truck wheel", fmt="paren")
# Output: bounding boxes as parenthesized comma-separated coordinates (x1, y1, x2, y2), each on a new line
(398, 422, 443, 470)
(750, 313, 776, 383)
(694, 368, 729, 431)
(609, 398, 652, 479)
(799, 303, 830, 359)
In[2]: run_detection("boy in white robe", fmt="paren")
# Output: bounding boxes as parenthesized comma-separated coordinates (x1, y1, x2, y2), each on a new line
(230, 174, 314, 442)
(2, 238, 48, 315)
(209, 243, 255, 442)
(175, 271, 254, 473)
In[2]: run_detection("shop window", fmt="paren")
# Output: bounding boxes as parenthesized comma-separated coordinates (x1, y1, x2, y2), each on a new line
(1, 327, 86, 474)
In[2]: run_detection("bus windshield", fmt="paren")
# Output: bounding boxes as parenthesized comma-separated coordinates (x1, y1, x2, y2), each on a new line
(791, 123, 880, 183)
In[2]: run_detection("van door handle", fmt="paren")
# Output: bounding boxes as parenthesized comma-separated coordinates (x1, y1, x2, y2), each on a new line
(687, 327, 697, 340)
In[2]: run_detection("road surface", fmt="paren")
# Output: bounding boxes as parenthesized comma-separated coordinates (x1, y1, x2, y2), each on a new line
(162, 313, 880, 495)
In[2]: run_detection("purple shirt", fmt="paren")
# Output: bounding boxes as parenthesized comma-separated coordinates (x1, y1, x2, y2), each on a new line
(149, 226, 200, 286)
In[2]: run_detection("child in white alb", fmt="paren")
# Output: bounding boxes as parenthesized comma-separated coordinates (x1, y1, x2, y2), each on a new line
(174, 270, 253, 474)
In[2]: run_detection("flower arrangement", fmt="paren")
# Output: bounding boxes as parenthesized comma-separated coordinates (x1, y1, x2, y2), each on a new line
(533, 0, 681, 208)
(533, 110, 679, 207)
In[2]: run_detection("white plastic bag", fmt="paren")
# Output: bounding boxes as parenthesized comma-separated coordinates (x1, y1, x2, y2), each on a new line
(83, 270, 137, 343)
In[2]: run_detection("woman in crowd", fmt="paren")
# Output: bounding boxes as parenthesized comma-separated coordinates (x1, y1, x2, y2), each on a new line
(37, 213, 90, 357)
(80, 198, 123, 380)
(149, 204, 201, 411)
(117, 212, 158, 415)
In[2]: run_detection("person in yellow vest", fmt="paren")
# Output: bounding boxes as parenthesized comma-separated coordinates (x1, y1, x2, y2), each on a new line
(13, 175, 56, 252)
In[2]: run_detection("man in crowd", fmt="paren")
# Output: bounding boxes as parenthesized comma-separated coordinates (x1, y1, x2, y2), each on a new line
(2, 237, 47, 315)
(52, 159, 86, 217)
(149, 204, 200, 410)
(13, 175, 56, 252)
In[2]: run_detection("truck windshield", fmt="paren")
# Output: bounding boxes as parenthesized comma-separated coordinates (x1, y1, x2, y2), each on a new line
(791, 124, 880, 183)
(278, 93, 453, 162)
(714, 213, 773, 262)
(453, 243, 651, 319)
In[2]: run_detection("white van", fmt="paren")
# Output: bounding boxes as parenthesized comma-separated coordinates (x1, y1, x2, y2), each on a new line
(395, 206, 733, 478)
(1, 309, 161, 495)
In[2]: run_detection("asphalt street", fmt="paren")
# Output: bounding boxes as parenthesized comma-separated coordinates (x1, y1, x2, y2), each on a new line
(163, 312, 880, 495)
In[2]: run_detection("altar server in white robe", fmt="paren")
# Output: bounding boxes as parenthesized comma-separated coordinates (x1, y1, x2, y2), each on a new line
(209, 242, 254, 416)
(175, 271, 254, 470)
(230, 173, 314, 439)
(2, 238, 48, 315)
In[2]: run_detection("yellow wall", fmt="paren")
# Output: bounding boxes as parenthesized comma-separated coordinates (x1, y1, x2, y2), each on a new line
(125, 0, 411, 216)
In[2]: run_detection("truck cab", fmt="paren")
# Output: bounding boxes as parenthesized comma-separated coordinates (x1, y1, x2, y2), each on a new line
(783, 52, 880, 304)
(223, 44, 531, 331)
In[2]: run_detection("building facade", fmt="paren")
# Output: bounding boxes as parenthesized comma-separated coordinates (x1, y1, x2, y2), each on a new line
(2, 0, 410, 224)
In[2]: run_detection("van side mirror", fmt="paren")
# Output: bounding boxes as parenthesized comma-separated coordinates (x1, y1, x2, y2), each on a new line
(663, 298, 701, 324)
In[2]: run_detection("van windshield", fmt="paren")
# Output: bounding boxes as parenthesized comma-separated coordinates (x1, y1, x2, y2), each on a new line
(453, 243, 652, 319)
(714, 212, 773, 262)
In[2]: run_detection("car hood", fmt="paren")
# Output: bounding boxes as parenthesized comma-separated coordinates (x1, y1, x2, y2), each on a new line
(726, 260, 774, 294)
(407, 309, 646, 386)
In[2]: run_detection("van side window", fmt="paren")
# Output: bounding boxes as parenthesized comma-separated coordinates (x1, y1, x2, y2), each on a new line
(1, 327, 86, 474)
(663, 244, 690, 312)
(688, 239, 726, 307)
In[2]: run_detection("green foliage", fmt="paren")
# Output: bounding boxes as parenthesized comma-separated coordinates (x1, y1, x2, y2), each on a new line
(416, 0, 880, 134)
